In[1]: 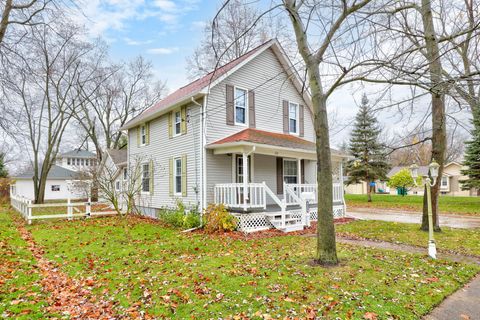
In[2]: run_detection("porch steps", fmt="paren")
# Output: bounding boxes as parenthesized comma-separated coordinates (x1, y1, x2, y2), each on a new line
(265, 211, 304, 233)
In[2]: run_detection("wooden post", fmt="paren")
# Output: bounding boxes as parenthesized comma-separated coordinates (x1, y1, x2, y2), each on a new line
(67, 198, 73, 221)
(27, 200, 32, 225)
(262, 181, 267, 210)
(86, 197, 91, 218)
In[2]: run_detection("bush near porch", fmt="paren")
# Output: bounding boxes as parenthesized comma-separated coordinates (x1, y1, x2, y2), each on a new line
(345, 194, 480, 215)
(2, 208, 474, 319)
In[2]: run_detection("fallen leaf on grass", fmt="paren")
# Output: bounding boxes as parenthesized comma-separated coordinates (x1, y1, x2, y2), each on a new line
(364, 312, 378, 320)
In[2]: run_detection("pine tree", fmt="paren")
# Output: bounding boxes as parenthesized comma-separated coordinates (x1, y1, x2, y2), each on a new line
(346, 94, 390, 202)
(0, 153, 8, 178)
(461, 107, 480, 193)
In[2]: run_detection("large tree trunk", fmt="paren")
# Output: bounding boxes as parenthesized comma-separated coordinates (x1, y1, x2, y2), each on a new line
(420, 0, 445, 232)
(310, 65, 338, 265)
(0, 0, 13, 45)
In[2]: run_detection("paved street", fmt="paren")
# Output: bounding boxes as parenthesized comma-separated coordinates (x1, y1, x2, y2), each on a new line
(347, 208, 480, 229)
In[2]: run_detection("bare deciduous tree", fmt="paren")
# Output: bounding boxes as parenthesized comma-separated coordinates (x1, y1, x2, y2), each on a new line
(186, 0, 290, 79)
(73, 56, 165, 159)
(3, 18, 96, 203)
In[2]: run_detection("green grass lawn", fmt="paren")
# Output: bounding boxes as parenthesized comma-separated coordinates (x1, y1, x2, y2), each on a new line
(24, 214, 479, 319)
(337, 220, 480, 257)
(345, 194, 480, 215)
(0, 208, 52, 319)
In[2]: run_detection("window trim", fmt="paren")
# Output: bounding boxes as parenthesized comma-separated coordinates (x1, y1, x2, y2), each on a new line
(440, 176, 449, 189)
(234, 86, 248, 126)
(174, 157, 182, 196)
(140, 124, 147, 146)
(173, 110, 182, 137)
(141, 163, 150, 194)
(288, 102, 299, 135)
(283, 158, 298, 184)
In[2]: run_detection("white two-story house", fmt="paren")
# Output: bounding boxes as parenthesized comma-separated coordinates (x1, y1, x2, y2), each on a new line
(121, 39, 348, 232)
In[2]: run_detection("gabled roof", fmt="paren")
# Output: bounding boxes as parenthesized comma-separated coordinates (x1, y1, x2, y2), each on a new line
(106, 149, 127, 166)
(121, 39, 311, 130)
(15, 165, 78, 180)
(207, 128, 347, 157)
(59, 150, 96, 158)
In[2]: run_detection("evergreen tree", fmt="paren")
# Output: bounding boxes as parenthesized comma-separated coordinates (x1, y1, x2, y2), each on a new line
(461, 107, 480, 193)
(0, 153, 8, 178)
(346, 94, 390, 202)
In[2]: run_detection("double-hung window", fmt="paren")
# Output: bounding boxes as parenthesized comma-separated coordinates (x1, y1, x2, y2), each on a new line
(235, 88, 247, 125)
(174, 158, 182, 195)
(283, 159, 298, 184)
(142, 164, 150, 193)
(289, 102, 298, 134)
(123, 168, 128, 181)
(174, 111, 182, 136)
(67, 158, 71, 165)
(51, 185, 60, 192)
(115, 181, 121, 191)
(140, 125, 147, 145)
(441, 176, 449, 188)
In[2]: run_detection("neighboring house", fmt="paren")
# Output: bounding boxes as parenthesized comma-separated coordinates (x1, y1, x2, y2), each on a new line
(345, 162, 479, 197)
(56, 150, 98, 171)
(388, 162, 475, 196)
(98, 149, 128, 209)
(12, 150, 96, 201)
(121, 39, 349, 232)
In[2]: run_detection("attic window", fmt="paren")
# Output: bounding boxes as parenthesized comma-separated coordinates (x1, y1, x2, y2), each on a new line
(141, 125, 147, 145)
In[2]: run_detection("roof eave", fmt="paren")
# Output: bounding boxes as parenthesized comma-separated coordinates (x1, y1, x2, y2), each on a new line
(121, 92, 206, 130)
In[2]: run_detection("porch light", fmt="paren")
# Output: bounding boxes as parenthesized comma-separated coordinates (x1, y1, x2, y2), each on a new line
(409, 163, 419, 179)
(429, 159, 440, 179)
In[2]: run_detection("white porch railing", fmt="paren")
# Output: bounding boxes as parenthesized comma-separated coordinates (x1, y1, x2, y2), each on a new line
(283, 182, 344, 204)
(214, 182, 346, 232)
(214, 183, 267, 210)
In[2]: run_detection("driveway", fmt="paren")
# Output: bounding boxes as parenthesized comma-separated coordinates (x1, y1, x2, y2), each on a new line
(347, 208, 480, 229)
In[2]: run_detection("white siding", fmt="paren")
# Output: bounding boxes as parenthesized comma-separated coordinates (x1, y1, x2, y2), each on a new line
(205, 150, 232, 204)
(14, 179, 84, 200)
(128, 102, 202, 209)
(205, 48, 315, 144)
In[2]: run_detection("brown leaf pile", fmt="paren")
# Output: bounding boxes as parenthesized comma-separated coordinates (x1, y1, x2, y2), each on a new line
(15, 220, 124, 319)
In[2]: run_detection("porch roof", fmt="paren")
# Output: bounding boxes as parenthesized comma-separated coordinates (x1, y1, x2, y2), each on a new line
(207, 128, 348, 160)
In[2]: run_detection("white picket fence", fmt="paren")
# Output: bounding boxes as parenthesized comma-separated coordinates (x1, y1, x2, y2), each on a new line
(10, 193, 119, 224)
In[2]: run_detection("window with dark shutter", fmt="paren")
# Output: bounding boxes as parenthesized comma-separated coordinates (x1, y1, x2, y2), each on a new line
(226, 84, 235, 125)
(248, 90, 255, 128)
(299, 105, 305, 137)
(282, 100, 289, 133)
(276, 157, 283, 194)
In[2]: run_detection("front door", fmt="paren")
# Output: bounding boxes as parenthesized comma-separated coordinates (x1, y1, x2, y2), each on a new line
(235, 155, 251, 183)
(235, 155, 251, 205)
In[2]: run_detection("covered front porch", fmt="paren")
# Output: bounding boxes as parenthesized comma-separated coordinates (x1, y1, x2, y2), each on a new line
(206, 129, 348, 232)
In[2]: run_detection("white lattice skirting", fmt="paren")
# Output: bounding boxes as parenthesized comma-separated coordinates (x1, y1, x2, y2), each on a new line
(234, 206, 346, 232)
(233, 214, 272, 233)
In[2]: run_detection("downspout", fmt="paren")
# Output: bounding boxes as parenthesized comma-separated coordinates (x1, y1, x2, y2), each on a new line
(190, 97, 205, 212)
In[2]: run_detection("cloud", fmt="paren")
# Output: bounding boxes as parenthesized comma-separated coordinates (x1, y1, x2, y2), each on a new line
(124, 37, 154, 46)
(69, 0, 201, 38)
(146, 47, 179, 55)
(153, 0, 177, 11)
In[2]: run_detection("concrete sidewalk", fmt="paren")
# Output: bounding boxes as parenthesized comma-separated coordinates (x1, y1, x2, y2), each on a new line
(347, 208, 480, 229)
(424, 275, 480, 320)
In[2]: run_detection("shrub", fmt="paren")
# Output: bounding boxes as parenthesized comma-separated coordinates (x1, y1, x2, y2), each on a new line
(203, 204, 237, 233)
(157, 201, 201, 229)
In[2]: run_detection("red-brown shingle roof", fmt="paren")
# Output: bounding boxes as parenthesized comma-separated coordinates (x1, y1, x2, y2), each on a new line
(208, 128, 316, 151)
(123, 40, 275, 129)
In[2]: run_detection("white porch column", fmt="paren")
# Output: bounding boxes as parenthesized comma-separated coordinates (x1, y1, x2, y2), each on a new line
(243, 152, 249, 211)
